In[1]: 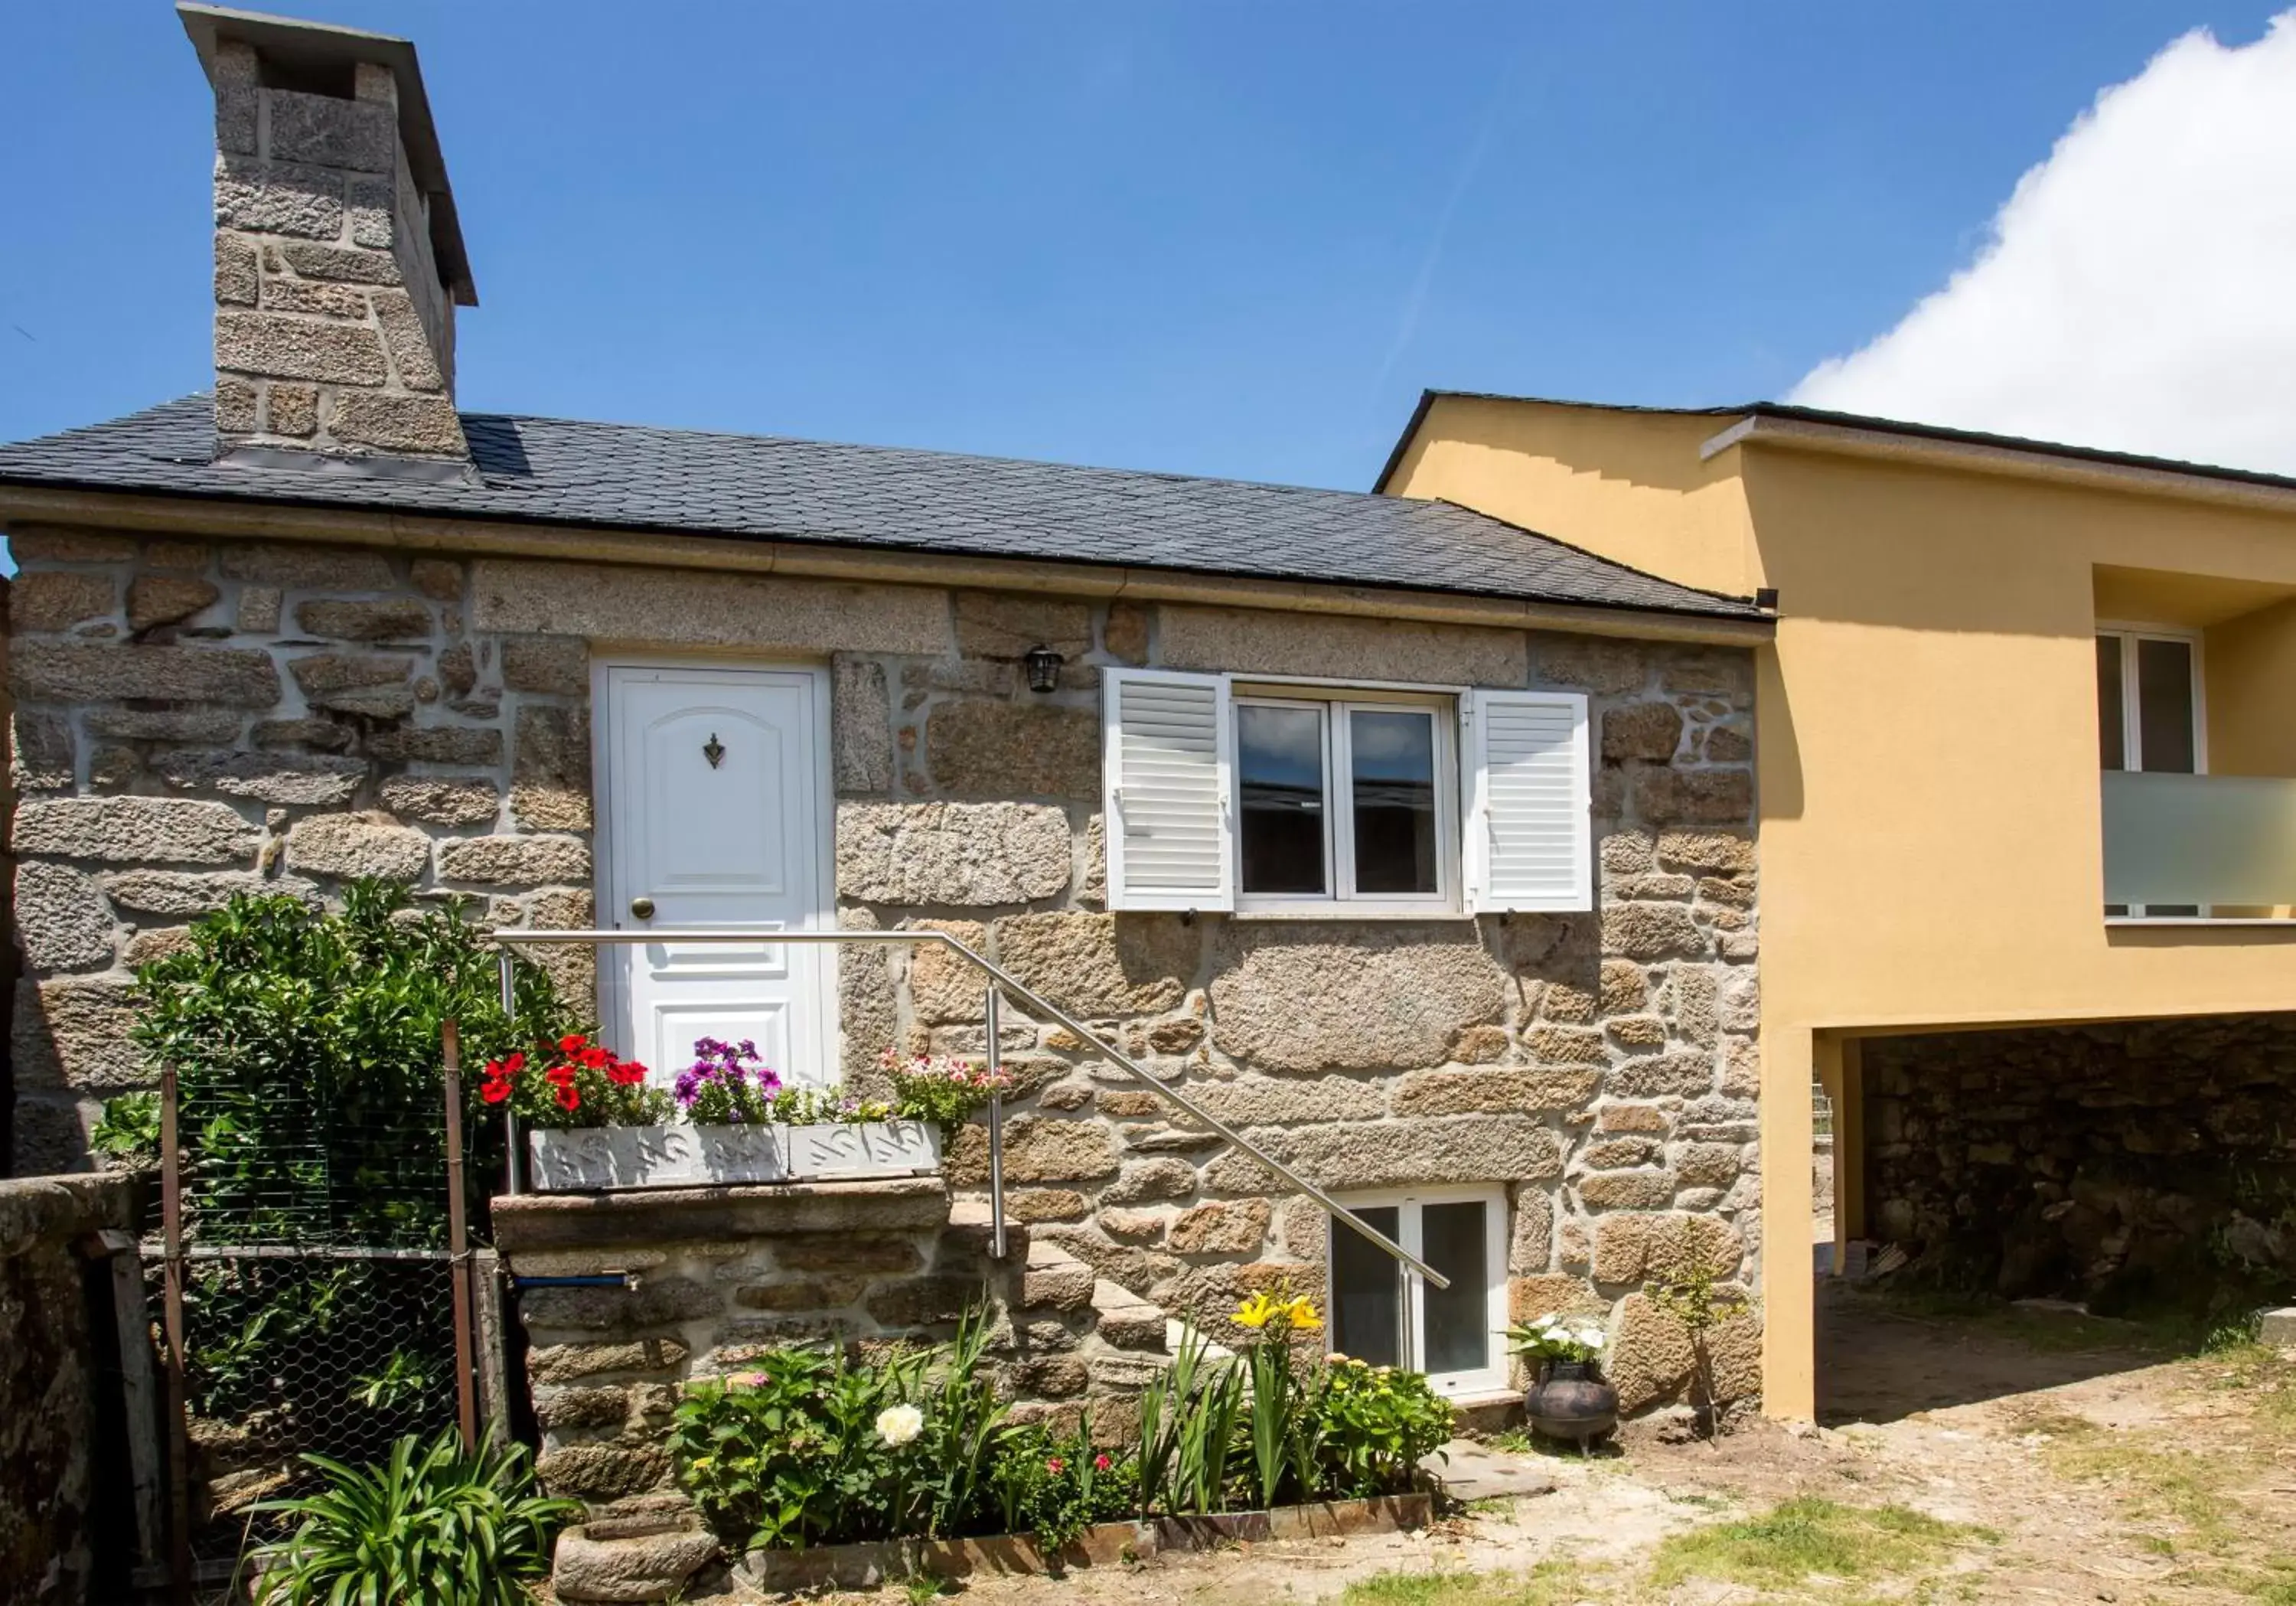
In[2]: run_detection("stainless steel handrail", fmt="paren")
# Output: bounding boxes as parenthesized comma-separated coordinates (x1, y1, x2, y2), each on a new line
(490, 926, 1448, 1288)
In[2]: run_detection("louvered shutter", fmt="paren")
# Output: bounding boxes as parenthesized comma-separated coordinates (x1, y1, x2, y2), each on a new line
(1103, 668, 1234, 912)
(1463, 690, 1591, 912)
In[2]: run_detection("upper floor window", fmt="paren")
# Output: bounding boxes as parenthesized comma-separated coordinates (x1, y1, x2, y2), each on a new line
(1235, 694, 1453, 913)
(2098, 625, 2203, 919)
(2096, 626, 2201, 775)
(1101, 669, 1592, 916)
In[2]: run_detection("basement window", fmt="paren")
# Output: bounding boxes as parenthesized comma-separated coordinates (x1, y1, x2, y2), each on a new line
(1326, 1187, 1508, 1398)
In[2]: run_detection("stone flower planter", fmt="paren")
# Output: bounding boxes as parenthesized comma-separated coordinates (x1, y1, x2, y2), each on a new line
(527, 1118, 941, 1192)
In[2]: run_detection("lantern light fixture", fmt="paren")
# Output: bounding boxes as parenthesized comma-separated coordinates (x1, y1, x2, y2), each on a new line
(1022, 645, 1064, 694)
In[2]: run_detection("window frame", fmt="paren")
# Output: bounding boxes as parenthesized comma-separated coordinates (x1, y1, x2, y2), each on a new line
(2097, 622, 2208, 921)
(1231, 685, 1460, 918)
(2096, 622, 2207, 777)
(1325, 1185, 1511, 1400)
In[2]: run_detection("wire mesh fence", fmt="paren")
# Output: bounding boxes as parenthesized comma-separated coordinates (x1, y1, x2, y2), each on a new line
(164, 1061, 475, 1562)
(166, 1249, 461, 1559)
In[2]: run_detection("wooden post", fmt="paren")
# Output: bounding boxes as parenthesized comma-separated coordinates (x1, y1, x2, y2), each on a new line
(99, 1229, 166, 1572)
(443, 1020, 479, 1451)
(158, 1063, 191, 1605)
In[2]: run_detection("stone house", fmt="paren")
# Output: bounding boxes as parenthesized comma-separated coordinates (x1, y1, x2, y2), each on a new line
(0, 5, 1773, 1466)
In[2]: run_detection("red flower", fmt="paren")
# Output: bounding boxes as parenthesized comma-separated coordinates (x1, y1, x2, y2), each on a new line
(1045, 1457, 1064, 1475)
(608, 1060, 648, 1086)
(578, 1045, 612, 1070)
(1093, 1454, 1111, 1472)
(480, 1077, 510, 1105)
(501, 1052, 526, 1074)
(556, 1083, 582, 1111)
(546, 1063, 576, 1087)
(558, 1034, 587, 1054)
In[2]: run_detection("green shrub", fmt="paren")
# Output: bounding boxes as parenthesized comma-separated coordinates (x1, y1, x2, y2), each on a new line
(132, 880, 565, 1245)
(988, 1417, 1138, 1553)
(248, 1430, 578, 1606)
(670, 1301, 1007, 1549)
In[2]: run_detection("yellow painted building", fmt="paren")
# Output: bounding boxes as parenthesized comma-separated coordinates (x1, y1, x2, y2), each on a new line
(1382, 393, 2296, 1418)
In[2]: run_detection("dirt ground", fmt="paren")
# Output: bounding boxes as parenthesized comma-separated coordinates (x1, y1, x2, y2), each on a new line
(728, 1280, 2296, 1604)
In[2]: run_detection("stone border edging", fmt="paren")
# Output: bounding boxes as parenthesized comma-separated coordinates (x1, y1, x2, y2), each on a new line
(734, 1493, 1433, 1594)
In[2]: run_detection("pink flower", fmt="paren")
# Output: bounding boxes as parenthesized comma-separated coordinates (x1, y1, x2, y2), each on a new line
(1045, 1456, 1065, 1474)
(1093, 1454, 1111, 1472)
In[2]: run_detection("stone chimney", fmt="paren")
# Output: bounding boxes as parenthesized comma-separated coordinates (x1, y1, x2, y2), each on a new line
(181, 5, 478, 472)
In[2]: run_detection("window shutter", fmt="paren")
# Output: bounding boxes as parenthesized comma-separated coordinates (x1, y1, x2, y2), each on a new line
(1103, 668, 1234, 912)
(1463, 690, 1591, 912)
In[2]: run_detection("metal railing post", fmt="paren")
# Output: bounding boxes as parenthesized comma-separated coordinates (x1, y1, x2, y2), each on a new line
(985, 984, 1006, 1260)
(488, 927, 1446, 1289)
(497, 948, 523, 1195)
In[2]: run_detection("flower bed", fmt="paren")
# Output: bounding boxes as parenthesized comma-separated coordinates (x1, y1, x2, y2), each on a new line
(654, 1294, 1453, 1570)
(492, 1040, 1008, 1193)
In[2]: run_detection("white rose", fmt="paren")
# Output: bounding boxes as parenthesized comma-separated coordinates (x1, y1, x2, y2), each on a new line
(876, 1404, 925, 1446)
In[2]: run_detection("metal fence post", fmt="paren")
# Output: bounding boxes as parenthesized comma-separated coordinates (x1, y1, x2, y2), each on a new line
(985, 984, 1006, 1260)
(158, 1062, 191, 1605)
(442, 1020, 479, 1451)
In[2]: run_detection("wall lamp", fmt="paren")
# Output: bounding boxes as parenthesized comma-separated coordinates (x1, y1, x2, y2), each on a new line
(1022, 645, 1065, 693)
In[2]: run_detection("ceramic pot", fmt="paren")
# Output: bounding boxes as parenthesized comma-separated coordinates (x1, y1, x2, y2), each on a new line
(1524, 1358, 1618, 1445)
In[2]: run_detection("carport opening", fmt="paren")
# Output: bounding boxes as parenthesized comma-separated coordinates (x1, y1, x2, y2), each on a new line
(1818, 1012, 2296, 1422)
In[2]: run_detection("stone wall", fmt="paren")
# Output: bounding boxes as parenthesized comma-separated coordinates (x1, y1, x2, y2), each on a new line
(6, 526, 592, 1173)
(0, 1172, 132, 1605)
(491, 1177, 1072, 1502)
(6, 524, 1763, 1428)
(1862, 1014, 2296, 1307)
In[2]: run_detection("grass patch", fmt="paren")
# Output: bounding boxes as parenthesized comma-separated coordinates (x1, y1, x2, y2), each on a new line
(1647, 1497, 1994, 1589)
(1336, 1562, 1607, 1606)
(2045, 1437, 2245, 1551)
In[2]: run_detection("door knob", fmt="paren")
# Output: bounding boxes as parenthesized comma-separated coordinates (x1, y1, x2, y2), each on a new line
(629, 896, 655, 920)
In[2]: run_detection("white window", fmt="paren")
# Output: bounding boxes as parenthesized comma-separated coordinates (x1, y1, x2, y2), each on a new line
(2098, 624, 2204, 918)
(1102, 669, 1590, 916)
(1326, 1187, 1509, 1398)
(1234, 693, 1456, 915)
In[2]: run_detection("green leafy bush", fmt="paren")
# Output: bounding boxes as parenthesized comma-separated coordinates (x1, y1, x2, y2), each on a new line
(90, 1091, 161, 1167)
(132, 880, 565, 1245)
(249, 1430, 577, 1606)
(672, 1292, 1452, 1555)
(670, 1302, 1008, 1549)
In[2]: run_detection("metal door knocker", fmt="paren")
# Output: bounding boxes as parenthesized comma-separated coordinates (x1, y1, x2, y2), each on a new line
(703, 733, 726, 769)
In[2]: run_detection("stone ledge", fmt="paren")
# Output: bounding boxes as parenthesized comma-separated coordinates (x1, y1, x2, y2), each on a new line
(0, 1173, 132, 1259)
(491, 1175, 951, 1253)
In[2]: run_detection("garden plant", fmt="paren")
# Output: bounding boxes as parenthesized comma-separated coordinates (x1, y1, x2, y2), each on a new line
(670, 1291, 1453, 1556)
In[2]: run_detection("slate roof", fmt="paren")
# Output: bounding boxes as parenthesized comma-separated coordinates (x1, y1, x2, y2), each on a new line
(0, 395, 1766, 622)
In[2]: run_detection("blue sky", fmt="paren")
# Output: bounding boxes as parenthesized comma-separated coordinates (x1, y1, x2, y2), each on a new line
(0, 2, 2286, 492)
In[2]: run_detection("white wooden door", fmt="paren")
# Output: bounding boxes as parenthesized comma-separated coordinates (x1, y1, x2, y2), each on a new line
(601, 664, 835, 1091)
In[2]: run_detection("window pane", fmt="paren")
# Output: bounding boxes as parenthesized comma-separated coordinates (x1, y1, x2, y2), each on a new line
(1420, 1201, 1490, 1377)
(1351, 710, 1438, 895)
(2136, 638, 2195, 775)
(2096, 636, 2125, 772)
(1238, 703, 1328, 894)
(1330, 1206, 1402, 1369)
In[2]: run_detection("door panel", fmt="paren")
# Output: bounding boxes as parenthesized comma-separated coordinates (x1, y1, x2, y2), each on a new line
(603, 666, 833, 1089)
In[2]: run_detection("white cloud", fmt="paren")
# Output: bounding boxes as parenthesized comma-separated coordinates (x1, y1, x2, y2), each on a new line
(1791, 13, 2296, 475)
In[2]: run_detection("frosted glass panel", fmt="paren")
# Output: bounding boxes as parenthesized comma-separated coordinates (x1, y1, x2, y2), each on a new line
(2102, 772, 2296, 907)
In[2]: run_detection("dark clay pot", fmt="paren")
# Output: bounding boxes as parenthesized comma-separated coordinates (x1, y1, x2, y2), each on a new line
(1525, 1359, 1619, 1445)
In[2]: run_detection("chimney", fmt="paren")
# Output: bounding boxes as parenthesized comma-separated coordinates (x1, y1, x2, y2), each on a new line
(180, 5, 478, 475)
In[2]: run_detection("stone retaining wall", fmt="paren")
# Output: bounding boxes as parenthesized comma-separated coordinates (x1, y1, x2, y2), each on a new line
(1863, 1014, 2296, 1304)
(8, 524, 1763, 1427)
(0, 1172, 133, 1604)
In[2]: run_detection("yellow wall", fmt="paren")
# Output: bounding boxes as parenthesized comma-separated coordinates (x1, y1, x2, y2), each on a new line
(1391, 402, 2296, 1419)
(1384, 397, 1758, 598)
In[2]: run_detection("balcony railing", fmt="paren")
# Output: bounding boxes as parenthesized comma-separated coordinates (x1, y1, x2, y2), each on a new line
(2102, 771, 2296, 914)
